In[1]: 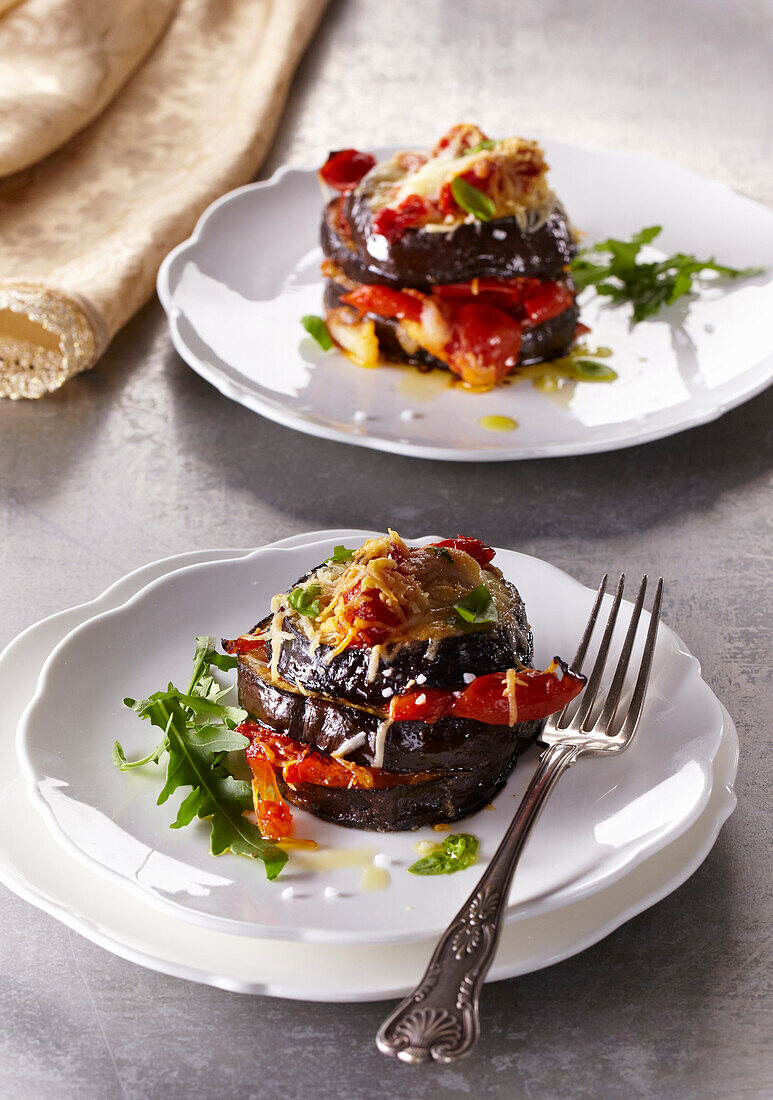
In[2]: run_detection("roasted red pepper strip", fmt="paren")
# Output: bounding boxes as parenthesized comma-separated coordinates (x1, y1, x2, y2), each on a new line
(430, 536, 495, 566)
(387, 687, 457, 724)
(389, 661, 585, 726)
(319, 149, 376, 193)
(239, 721, 436, 792)
(522, 282, 575, 326)
(431, 277, 542, 309)
(244, 752, 294, 840)
(341, 285, 423, 323)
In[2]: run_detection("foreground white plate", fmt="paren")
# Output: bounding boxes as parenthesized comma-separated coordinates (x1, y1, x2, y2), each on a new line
(2, 539, 737, 1000)
(157, 142, 773, 461)
(18, 532, 725, 945)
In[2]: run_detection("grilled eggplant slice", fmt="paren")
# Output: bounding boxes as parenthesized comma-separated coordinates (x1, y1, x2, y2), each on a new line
(265, 569, 532, 709)
(322, 196, 576, 289)
(341, 196, 576, 287)
(238, 652, 540, 773)
(275, 752, 524, 831)
(323, 277, 579, 369)
(230, 531, 579, 833)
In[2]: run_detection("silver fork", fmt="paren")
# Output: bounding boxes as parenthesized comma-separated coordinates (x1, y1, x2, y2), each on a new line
(376, 573, 664, 1064)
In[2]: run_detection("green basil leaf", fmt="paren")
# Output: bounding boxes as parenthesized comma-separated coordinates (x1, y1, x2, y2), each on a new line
(408, 833, 479, 875)
(571, 359, 618, 382)
(453, 585, 498, 627)
(431, 546, 454, 562)
(288, 583, 322, 618)
(325, 544, 355, 564)
(466, 139, 496, 154)
(301, 314, 333, 351)
(571, 226, 763, 326)
(450, 177, 496, 222)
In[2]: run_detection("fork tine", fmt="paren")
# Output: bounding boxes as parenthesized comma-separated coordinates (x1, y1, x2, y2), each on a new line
(616, 578, 664, 743)
(571, 574, 608, 672)
(594, 576, 648, 735)
(552, 574, 608, 728)
(569, 573, 626, 731)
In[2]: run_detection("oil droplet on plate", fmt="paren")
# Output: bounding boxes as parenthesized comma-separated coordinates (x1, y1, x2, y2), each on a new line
(360, 865, 391, 893)
(395, 364, 453, 401)
(478, 415, 519, 433)
(290, 846, 391, 894)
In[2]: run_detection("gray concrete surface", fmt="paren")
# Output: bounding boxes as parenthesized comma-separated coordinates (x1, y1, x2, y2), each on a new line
(1, 2, 771, 1097)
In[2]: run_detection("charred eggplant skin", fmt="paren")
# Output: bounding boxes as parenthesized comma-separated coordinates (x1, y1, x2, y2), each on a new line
(323, 278, 579, 369)
(238, 654, 540, 773)
(322, 195, 577, 288)
(263, 568, 533, 708)
(276, 752, 524, 831)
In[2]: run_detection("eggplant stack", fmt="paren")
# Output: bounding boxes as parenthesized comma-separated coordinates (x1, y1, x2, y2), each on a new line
(319, 124, 580, 389)
(225, 532, 585, 839)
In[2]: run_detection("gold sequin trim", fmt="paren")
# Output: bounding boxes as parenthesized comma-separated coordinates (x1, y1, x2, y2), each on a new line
(0, 283, 100, 400)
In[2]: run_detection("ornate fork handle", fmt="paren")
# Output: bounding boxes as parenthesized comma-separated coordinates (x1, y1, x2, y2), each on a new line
(376, 741, 580, 1064)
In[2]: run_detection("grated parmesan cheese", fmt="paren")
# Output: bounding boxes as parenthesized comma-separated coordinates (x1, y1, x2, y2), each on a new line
(330, 731, 368, 759)
(505, 667, 518, 726)
(373, 717, 393, 769)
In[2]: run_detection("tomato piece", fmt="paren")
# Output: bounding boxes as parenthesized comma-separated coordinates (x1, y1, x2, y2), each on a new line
(432, 277, 541, 310)
(574, 321, 591, 338)
(319, 149, 376, 193)
(339, 579, 402, 648)
(430, 537, 495, 567)
(445, 302, 522, 386)
(223, 635, 266, 657)
(372, 195, 430, 243)
(522, 283, 575, 326)
(341, 285, 423, 323)
(432, 124, 490, 158)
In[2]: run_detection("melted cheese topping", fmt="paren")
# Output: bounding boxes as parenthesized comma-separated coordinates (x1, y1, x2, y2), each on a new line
(276, 530, 509, 658)
(365, 132, 557, 231)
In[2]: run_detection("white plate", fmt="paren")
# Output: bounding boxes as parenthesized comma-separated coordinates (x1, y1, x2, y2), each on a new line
(157, 142, 773, 462)
(1, 539, 737, 1001)
(18, 532, 726, 945)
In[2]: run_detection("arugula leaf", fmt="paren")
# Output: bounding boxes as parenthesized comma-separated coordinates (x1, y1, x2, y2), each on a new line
(451, 177, 496, 221)
(325, 544, 355, 564)
(114, 636, 287, 880)
(466, 139, 496, 155)
(571, 226, 763, 324)
(288, 583, 322, 618)
(301, 314, 333, 351)
(453, 585, 498, 627)
(408, 833, 479, 875)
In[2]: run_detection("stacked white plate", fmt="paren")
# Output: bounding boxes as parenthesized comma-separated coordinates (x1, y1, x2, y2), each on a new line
(2, 531, 737, 1000)
(157, 143, 773, 461)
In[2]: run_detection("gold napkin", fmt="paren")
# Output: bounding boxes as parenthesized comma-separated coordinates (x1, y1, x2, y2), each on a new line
(0, 0, 177, 178)
(0, 0, 328, 399)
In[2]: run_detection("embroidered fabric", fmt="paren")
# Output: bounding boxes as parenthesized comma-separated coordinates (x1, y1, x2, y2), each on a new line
(0, 0, 328, 399)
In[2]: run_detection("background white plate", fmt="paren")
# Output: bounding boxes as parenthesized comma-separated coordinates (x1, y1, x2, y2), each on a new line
(1, 539, 737, 1001)
(157, 142, 773, 461)
(18, 532, 725, 945)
